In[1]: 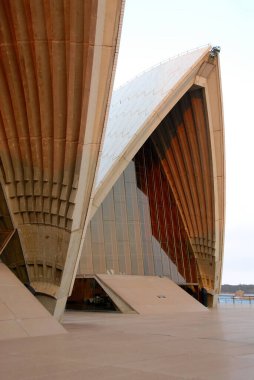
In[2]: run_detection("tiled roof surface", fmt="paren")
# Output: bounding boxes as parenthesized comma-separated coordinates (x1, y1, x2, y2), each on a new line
(96, 46, 210, 188)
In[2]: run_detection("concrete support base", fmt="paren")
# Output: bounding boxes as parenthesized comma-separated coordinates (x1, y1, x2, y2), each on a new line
(0, 263, 66, 340)
(96, 274, 207, 314)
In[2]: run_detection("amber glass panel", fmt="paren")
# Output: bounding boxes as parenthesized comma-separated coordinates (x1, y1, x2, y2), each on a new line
(134, 139, 197, 284)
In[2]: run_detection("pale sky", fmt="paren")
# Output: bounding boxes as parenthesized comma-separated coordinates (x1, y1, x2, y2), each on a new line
(113, 0, 254, 284)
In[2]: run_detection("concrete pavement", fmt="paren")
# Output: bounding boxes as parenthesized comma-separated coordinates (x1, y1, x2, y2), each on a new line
(0, 304, 254, 379)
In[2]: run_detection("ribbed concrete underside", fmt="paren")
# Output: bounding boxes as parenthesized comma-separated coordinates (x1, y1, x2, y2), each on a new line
(96, 274, 207, 314)
(0, 263, 66, 340)
(0, 0, 124, 320)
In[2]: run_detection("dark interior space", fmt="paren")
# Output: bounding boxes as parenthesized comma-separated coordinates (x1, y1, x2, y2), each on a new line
(66, 278, 119, 312)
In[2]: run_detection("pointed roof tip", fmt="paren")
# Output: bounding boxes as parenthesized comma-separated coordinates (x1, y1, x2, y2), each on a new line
(114, 44, 212, 92)
(209, 46, 221, 59)
(96, 44, 215, 190)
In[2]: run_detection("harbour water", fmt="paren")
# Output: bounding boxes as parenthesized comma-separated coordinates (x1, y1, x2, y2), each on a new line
(219, 294, 254, 305)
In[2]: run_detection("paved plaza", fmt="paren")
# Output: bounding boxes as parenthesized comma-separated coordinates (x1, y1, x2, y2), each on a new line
(0, 305, 254, 379)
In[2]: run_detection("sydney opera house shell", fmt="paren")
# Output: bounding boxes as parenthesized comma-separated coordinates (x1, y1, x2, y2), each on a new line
(0, 1, 224, 338)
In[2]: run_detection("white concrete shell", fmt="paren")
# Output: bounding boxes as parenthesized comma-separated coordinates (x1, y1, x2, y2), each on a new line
(0, 0, 125, 319)
(87, 46, 225, 301)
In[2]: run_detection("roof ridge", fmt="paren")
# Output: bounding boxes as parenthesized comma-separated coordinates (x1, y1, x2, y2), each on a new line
(114, 44, 211, 91)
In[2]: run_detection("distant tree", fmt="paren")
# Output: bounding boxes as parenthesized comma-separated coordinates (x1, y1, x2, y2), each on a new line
(221, 284, 254, 294)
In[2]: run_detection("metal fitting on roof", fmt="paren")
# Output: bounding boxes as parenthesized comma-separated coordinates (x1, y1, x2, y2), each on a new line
(210, 46, 221, 59)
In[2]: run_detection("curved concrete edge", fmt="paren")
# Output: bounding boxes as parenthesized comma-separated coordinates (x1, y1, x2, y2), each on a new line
(91, 48, 212, 220)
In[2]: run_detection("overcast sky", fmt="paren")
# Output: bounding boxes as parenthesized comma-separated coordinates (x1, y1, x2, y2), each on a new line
(113, 0, 254, 284)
